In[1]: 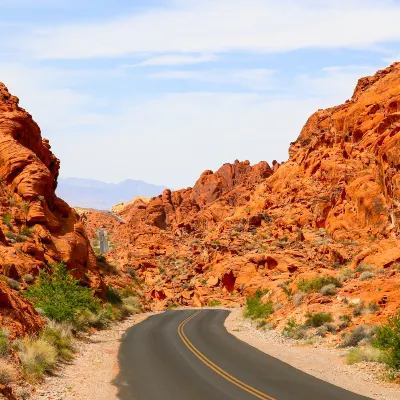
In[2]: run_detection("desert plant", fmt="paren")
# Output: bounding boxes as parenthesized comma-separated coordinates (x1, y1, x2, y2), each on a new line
(40, 321, 74, 361)
(347, 346, 383, 365)
(121, 296, 141, 315)
(339, 314, 352, 329)
(340, 267, 355, 281)
(293, 293, 303, 307)
(283, 319, 308, 340)
(244, 290, 273, 320)
(373, 313, 400, 370)
(340, 324, 375, 347)
(359, 271, 375, 281)
(324, 322, 337, 333)
(17, 337, 57, 379)
(23, 274, 35, 283)
(24, 262, 100, 324)
(0, 329, 10, 357)
(320, 284, 337, 296)
(7, 278, 19, 290)
(356, 263, 375, 273)
(208, 299, 222, 307)
(105, 285, 122, 305)
(0, 359, 17, 385)
(2, 213, 12, 229)
(297, 276, 341, 293)
(305, 312, 332, 327)
(20, 225, 34, 237)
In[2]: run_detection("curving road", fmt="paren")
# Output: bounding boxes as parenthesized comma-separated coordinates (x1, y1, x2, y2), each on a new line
(115, 310, 371, 400)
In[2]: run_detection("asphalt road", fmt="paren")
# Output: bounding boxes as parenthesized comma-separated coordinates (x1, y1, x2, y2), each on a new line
(115, 310, 371, 400)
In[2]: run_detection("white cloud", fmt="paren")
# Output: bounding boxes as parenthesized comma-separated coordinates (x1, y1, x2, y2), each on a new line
(132, 53, 218, 67)
(150, 68, 276, 91)
(15, 0, 400, 59)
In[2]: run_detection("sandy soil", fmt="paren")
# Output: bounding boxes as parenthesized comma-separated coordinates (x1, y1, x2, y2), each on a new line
(32, 312, 157, 400)
(224, 309, 400, 400)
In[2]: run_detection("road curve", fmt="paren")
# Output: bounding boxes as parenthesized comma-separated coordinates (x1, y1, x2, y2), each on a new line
(115, 310, 371, 400)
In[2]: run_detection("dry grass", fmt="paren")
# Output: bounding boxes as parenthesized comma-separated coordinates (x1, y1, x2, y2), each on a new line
(17, 337, 57, 380)
(0, 359, 17, 385)
(347, 346, 384, 365)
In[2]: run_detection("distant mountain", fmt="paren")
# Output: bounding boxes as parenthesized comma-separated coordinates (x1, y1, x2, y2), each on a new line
(57, 177, 168, 210)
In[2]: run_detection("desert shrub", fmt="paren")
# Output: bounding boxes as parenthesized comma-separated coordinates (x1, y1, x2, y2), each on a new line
(121, 296, 141, 315)
(359, 271, 375, 281)
(297, 276, 341, 293)
(7, 278, 19, 290)
(244, 290, 273, 320)
(0, 329, 10, 357)
(340, 267, 355, 281)
(208, 299, 221, 307)
(347, 346, 384, 365)
(2, 214, 12, 229)
(324, 322, 337, 333)
(356, 263, 375, 273)
(320, 284, 337, 296)
(0, 359, 17, 385)
(24, 262, 100, 324)
(283, 319, 308, 340)
(40, 321, 74, 361)
(15, 234, 27, 243)
(339, 314, 352, 329)
(105, 285, 122, 305)
(74, 309, 110, 331)
(373, 314, 400, 370)
(23, 274, 35, 283)
(316, 325, 328, 337)
(305, 312, 332, 327)
(5, 231, 15, 241)
(353, 301, 380, 317)
(340, 324, 375, 347)
(293, 293, 303, 307)
(167, 303, 178, 310)
(17, 337, 57, 380)
(20, 226, 34, 237)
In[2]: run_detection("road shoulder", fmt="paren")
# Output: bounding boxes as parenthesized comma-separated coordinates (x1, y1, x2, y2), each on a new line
(224, 309, 400, 400)
(32, 312, 158, 400)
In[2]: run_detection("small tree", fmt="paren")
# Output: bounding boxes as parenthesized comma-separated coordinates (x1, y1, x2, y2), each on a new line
(25, 263, 100, 323)
(374, 314, 400, 370)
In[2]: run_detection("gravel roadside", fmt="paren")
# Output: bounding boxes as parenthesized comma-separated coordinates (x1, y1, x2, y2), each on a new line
(224, 308, 400, 400)
(31, 312, 158, 400)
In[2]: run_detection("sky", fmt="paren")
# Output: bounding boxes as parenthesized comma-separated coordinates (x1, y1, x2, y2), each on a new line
(0, 0, 399, 189)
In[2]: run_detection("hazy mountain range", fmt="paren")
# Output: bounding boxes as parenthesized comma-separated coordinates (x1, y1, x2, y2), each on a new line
(57, 177, 168, 210)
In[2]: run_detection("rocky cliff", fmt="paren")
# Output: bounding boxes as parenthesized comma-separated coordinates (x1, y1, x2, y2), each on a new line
(80, 64, 400, 332)
(0, 83, 105, 337)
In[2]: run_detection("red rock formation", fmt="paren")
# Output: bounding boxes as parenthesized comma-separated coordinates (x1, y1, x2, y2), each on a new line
(86, 65, 400, 332)
(0, 83, 105, 337)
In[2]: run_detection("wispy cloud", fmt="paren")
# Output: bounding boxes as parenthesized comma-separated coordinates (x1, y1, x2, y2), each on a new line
(15, 0, 400, 60)
(131, 53, 218, 67)
(150, 68, 276, 91)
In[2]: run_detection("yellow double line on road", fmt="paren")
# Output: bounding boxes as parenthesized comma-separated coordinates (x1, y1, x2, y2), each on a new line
(178, 311, 276, 400)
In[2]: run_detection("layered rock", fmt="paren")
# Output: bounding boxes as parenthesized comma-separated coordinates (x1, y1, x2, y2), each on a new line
(0, 83, 105, 336)
(86, 64, 400, 332)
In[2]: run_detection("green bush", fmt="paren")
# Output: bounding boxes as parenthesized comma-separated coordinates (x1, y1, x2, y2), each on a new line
(244, 290, 274, 320)
(20, 225, 34, 237)
(105, 285, 122, 305)
(297, 276, 341, 293)
(283, 319, 308, 340)
(374, 314, 400, 370)
(0, 329, 10, 357)
(2, 214, 12, 229)
(24, 263, 100, 324)
(208, 299, 221, 307)
(305, 312, 332, 327)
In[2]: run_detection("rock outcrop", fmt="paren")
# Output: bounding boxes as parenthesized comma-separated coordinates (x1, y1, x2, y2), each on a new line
(84, 64, 400, 332)
(0, 83, 105, 337)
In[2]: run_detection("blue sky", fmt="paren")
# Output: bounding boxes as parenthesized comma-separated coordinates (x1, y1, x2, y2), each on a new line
(0, 0, 399, 188)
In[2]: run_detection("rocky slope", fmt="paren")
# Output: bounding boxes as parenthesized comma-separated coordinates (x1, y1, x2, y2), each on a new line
(85, 64, 400, 334)
(0, 83, 105, 338)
